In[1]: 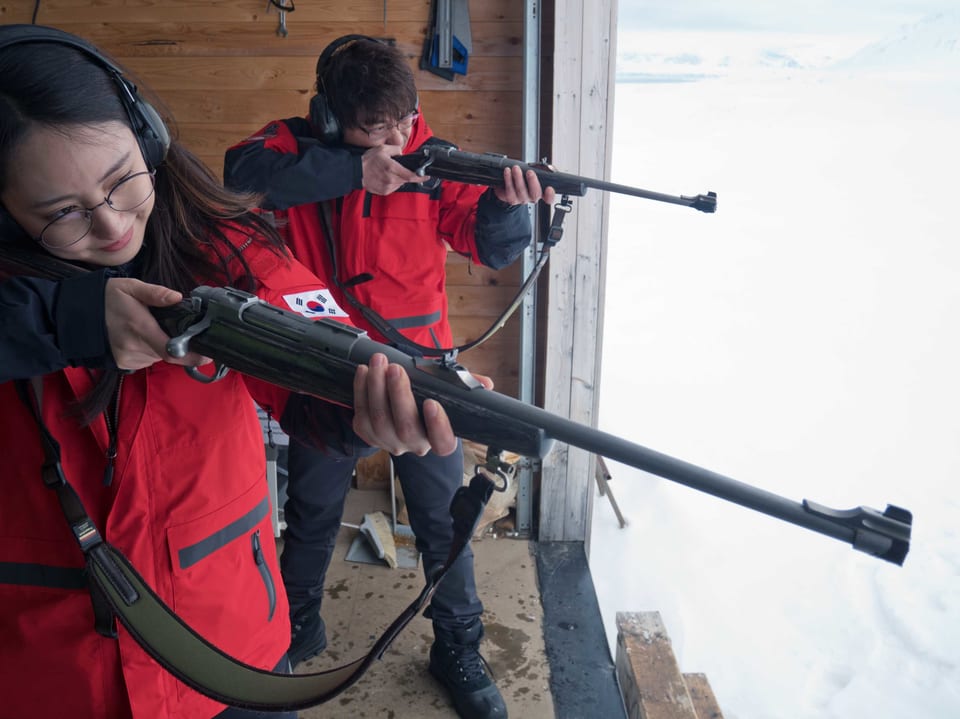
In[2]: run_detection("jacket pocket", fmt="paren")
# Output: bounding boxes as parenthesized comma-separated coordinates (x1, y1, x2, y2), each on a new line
(165, 489, 282, 651)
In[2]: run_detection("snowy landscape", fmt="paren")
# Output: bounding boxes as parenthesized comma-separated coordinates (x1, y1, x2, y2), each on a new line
(591, 6, 959, 719)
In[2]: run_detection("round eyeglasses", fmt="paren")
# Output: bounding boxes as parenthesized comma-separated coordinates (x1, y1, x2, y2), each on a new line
(38, 170, 157, 249)
(357, 111, 420, 142)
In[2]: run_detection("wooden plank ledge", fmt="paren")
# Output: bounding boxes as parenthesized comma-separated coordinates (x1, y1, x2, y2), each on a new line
(616, 611, 724, 719)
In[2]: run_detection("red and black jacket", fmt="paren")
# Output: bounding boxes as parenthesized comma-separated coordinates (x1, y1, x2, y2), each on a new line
(223, 113, 532, 349)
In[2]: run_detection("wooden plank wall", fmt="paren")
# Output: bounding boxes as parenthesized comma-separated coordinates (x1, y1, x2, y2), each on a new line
(1, 0, 526, 396)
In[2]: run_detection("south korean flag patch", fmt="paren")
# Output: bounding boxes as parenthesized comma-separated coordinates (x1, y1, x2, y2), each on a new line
(281, 288, 349, 318)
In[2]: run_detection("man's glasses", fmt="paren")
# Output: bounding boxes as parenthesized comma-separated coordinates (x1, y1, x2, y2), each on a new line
(38, 170, 157, 249)
(357, 111, 420, 142)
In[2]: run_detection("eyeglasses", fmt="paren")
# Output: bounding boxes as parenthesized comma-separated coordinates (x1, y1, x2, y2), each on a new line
(357, 111, 420, 142)
(38, 170, 157, 249)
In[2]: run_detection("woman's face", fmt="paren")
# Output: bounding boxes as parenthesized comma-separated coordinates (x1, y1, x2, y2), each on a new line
(1, 121, 155, 267)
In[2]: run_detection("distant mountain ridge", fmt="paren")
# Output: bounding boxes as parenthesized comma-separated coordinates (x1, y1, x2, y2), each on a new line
(617, 11, 960, 83)
(833, 9, 960, 70)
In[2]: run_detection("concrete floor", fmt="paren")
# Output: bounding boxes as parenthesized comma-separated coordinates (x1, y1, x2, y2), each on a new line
(285, 489, 556, 719)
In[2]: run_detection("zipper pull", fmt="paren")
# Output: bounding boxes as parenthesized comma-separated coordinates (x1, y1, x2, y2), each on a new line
(103, 441, 117, 486)
(251, 528, 276, 621)
(252, 529, 265, 565)
(103, 374, 123, 487)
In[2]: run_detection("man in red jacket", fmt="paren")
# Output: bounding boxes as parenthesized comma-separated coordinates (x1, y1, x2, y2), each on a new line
(224, 35, 553, 719)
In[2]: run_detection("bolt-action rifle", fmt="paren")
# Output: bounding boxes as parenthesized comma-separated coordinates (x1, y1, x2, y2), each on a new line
(388, 145, 717, 359)
(0, 244, 909, 565)
(159, 287, 910, 565)
(394, 144, 718, 212)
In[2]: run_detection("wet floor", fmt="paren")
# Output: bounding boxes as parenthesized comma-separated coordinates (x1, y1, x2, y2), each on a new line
(284, 489, 555, 719)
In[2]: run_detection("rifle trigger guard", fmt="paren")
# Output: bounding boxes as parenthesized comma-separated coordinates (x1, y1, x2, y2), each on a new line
(166, 299, 210, 359)
(412, 154, 435, 177)
(167, 297, 231, 383)
(183, 363, 230, 384)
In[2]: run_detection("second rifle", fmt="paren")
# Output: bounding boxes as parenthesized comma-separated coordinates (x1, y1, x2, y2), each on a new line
(394, 144, 718, 212)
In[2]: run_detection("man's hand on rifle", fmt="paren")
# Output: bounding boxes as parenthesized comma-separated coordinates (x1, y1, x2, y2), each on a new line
(105, 278, 211, 371)
(361, 143, 429, 195)
(352, 352, 492, 457)
(494, 164, 557, 206)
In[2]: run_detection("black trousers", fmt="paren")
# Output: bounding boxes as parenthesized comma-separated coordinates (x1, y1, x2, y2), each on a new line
(280, 438, 483, 630)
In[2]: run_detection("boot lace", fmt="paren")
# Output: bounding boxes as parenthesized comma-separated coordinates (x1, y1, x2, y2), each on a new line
(445, 643, 494, 685)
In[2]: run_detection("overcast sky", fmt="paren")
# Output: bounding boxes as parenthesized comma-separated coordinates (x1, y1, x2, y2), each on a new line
(618, 0, 956, 33)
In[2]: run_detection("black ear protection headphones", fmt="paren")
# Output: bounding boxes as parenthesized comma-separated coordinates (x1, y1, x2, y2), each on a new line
(309, 34, 383, 145)
(0, 25, 171, 244)
(0, 25, 170, 169)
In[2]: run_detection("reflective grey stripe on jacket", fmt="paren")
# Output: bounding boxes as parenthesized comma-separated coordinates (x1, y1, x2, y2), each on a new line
(389, 310, 442, 330)
(178, 495, 271, 569)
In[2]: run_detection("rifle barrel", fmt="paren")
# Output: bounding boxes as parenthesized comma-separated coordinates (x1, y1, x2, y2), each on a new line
(579, 176, 718, 212)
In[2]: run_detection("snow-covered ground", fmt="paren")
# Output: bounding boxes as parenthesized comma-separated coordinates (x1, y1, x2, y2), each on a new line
(591, 10, 960, 719)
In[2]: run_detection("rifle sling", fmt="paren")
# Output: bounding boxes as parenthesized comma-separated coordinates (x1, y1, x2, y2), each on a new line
(316, 197, 553, 358)
(15, 379, 494, 711)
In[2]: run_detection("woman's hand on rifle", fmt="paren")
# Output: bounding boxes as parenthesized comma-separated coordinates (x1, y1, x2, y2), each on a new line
(105, 278, 211, 371)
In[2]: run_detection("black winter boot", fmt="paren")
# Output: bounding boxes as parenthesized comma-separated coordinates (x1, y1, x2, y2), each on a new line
(429, 621, 507, 719)
(288, 604, 327, 668)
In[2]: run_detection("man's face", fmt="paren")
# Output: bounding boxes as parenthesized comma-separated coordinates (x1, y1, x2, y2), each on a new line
(342, 110, 420, 149)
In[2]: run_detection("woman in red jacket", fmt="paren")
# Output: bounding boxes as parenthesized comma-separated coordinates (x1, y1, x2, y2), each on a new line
(0, 26, 455, 719)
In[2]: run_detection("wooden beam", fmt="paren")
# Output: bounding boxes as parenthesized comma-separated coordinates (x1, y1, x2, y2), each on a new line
(616, 612, 699, 719)
(539, 0, 617, 542)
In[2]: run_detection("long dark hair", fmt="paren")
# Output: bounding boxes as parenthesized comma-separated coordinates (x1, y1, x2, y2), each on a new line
(0, 37, 287, 419)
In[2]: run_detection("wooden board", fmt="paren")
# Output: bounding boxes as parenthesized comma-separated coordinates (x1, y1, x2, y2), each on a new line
(683, 674, 725, 719)
(123, 55, 524, 92)
(28, 0, 522, 24)
(45, 22, 522, 58)
(615, 612, 699, 719)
